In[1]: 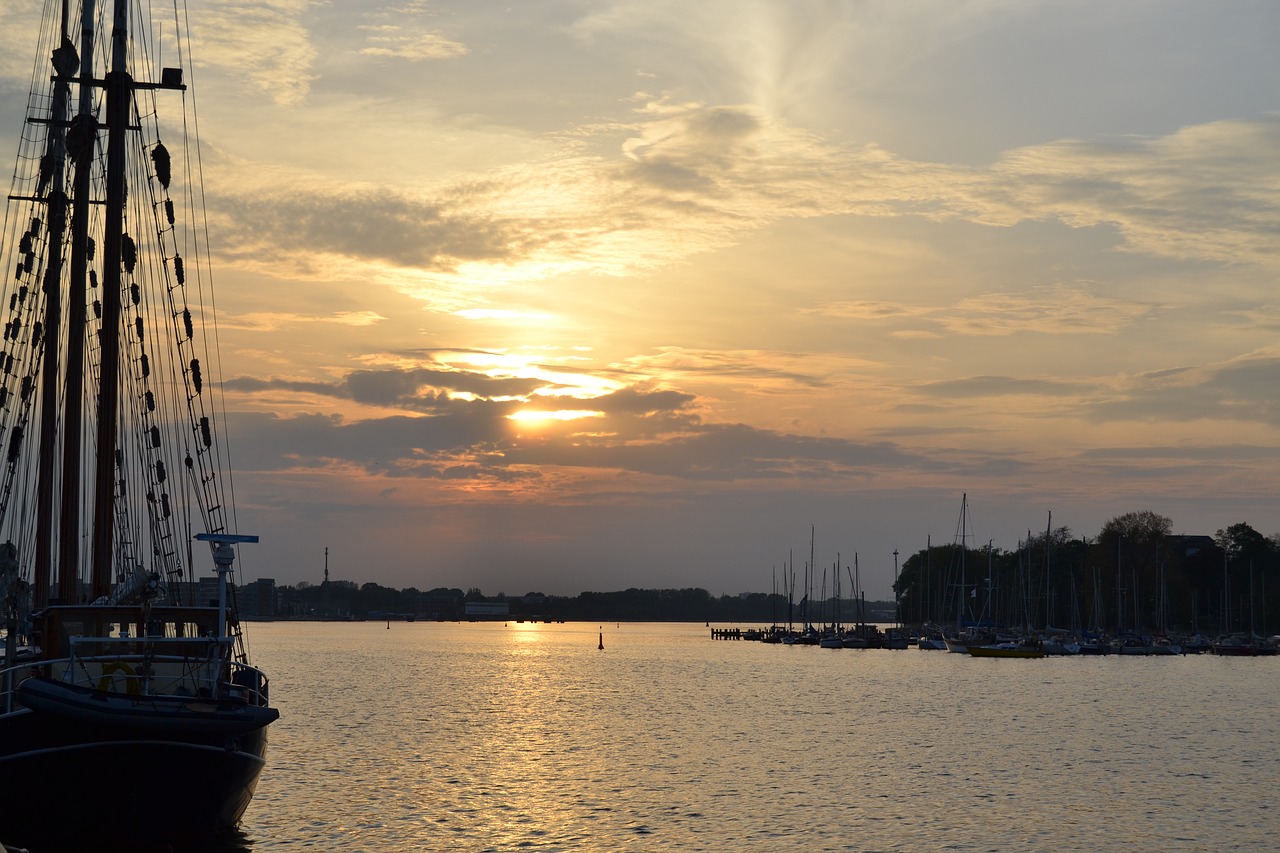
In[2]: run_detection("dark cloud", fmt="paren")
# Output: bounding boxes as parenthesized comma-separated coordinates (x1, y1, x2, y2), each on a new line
(590, 387, 696, 417)
(224, 395, 930, 486)
(223, 376, 337, 396)
(226, 367, 543, 411)
(210, 187, 547, 271)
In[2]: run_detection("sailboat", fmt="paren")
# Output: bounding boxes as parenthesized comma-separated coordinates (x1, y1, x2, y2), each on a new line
(942, 494, 990, 653)
(0, 0, 276, 844)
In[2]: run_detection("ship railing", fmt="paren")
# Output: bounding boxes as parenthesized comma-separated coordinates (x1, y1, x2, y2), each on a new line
(228, 659, 271, 707)
(2, 638, 270, 711)
(64, 635, 270, 705)
(0, 660, 39, 715)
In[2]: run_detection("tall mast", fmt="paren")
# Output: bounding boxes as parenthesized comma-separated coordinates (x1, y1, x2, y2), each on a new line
(58, 0, 99, 601)
(33, 1, 76, 608)
(90, 0, 130, 599)
(956, 493, 967, 630)
(1043, 509, 1052, 630)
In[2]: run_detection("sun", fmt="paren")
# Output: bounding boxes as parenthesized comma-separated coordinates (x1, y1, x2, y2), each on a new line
(507, 409, 604, 425)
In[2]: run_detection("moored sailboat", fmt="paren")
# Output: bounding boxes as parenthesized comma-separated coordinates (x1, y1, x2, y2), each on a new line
(0, 0, 276, 844)
(967, 640, 1045, 659)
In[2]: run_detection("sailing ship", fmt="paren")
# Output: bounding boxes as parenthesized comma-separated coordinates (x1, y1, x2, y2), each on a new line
(0, 0, 276, 844)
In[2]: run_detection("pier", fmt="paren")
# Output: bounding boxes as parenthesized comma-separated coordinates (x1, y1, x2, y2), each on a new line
(710, 628, 763, 640)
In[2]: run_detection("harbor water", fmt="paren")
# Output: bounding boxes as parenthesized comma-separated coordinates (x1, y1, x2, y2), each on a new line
(166, 621, 1280, 850)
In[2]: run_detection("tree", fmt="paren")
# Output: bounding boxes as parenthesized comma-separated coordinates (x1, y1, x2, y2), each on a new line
(1096, 511, 1173, 633)
(1216, 522, 1269, 562)
(1100, 511, 1172, 551)
(1215, 522, 1280, 635)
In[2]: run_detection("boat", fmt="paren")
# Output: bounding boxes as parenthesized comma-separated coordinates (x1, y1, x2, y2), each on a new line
(1211, 634, 1258, 656)
(1149, 637, 1182, 655)
(968, 641, 1045, 659)
(0, 0, 277, 844)
(1112, 637, 1153, 655)
(1041, 635, 1081, 656)
(941, 495, 996, 653)
(881, 629, 910, 650)
(1077, 635, 1110, 655)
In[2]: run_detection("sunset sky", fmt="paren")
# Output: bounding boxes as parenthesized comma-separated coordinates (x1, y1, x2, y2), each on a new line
(2, 1, 1277, 599)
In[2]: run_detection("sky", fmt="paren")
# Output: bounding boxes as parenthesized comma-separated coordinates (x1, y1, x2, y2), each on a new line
(1, 0, 1278, 599)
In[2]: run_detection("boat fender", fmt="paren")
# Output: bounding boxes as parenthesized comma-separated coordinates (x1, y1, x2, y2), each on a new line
(97, 660, 141, 695)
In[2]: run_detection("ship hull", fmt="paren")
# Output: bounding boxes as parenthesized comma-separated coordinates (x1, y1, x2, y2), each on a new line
(0, 707, 268, 845)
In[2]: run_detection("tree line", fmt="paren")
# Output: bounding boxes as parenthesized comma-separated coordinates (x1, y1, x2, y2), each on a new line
(272, 580, 895, 623)
(893, 511, 1279, 637)
(268, 511, 1276, 633)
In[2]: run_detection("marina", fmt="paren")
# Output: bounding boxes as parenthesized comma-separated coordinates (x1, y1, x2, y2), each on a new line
(709, 624, 1270, 655)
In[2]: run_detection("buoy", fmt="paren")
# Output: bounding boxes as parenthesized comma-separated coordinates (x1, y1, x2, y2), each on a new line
(598, 628, 604, 650)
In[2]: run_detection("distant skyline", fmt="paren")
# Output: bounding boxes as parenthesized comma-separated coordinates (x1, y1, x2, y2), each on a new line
(2, 1, 1277, 599)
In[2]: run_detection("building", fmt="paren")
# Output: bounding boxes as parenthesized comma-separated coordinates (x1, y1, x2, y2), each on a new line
(464, 601, 509, 620)
(237, 578, 277, 620)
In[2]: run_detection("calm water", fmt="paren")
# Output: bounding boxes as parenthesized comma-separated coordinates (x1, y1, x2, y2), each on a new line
(223, 622, 1274, 850)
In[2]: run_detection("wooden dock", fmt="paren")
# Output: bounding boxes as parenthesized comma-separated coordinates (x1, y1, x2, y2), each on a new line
(710, 628, 760, 640)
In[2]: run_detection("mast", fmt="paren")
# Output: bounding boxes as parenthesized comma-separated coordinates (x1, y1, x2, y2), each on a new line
(90, 0, 130, 599)
(58, 0, 99, 601)
(925, 535, 931, 624)
(955, 493, 967, 631)
(1043, 510, 1052, 630)
(834, 554, 841, 633)
(854, 553, 861, 633)
(778, 548, 788, 627)
(34, 1, 76, 607)
(808, 524, 814, 631)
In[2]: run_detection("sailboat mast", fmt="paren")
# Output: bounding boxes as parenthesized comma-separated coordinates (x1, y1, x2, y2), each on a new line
(1043, 509, 1052, 630)
(956, 493, 967, 630)
(90, 0, 130, 599)
(806, 525, 814, 630)
(33, 0, 75, 608)
(58, 0, 98, 601)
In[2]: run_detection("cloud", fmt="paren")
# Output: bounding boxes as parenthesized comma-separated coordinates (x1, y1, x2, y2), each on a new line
(356, 1, 467, 61)
(208, 187, 530, 275)
(814, 285, 1157, 337)
(192, 0, 319, 107)
(201, 90, 1280, 313)
(941, 285, 1158, 336)
(0, 6, 41, 80)
(221, 310, 387, 332)
(976, 119, 1280, 266)
(219, 355, 943, 491)
(1085, 354, 1280, 426)
(225, 395, 933, 491)
(225, 366, 542, 411)
(914, 375, 1093, 400)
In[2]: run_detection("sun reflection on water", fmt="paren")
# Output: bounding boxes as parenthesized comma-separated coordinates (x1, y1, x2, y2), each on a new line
(243, 622, 1280, 852)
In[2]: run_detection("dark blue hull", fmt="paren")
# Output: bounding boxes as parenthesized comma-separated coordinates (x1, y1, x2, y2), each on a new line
(0, 707, 268, 846)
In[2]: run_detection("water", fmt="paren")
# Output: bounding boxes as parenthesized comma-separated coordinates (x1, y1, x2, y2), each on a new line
(169, 622, 1280, 850)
